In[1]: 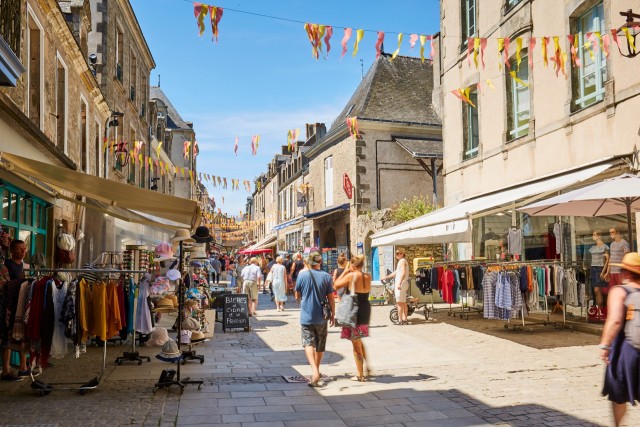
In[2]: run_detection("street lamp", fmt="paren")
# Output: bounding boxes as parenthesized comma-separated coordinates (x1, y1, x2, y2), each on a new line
(617, 9, 640, 58)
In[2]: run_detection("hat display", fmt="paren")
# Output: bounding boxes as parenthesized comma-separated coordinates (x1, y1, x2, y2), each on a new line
(306, 251, 322, 267)
(192, 225, 214, 243)
(152, 296, 177, 313)
(166, 269, 181, 281)
(57, 233, 75, 251)
(171, 229, 195, 252)
(179, 329, 192, 345)
(154, 242, 174, 262)
(156, 339, 183, 363)
(147, 327, 170, 347)
(610, 252, 640, 276)
(190, 330, 206, 342)
(190, 245, 208, 260)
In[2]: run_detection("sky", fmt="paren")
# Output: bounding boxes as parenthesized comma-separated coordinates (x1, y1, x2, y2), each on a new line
(129, 0, 441, 217)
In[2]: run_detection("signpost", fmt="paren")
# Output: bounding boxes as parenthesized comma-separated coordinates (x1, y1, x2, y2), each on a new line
(222, 294, 250, 332)
(343, 173, 353, 199)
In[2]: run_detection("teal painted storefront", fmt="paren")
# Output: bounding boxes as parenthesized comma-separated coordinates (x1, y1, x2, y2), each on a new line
(0, 182, 48, 257)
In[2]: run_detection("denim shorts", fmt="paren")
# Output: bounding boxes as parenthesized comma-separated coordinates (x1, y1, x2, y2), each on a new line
(590, 266, 608, 288)
(301, 323, 328, 352)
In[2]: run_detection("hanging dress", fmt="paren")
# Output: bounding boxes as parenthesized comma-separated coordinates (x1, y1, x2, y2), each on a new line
(50, 281, 68, 359)
(135, 276, 153, 334)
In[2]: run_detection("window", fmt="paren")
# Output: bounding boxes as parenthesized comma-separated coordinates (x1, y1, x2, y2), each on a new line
(116, 26, 124, 82)
(55, 54, 67, 152)
(26, 6, 43, 128)
(462, 90, 479, 159)
(461, 0, 476, 42)
(130, 52, 137, 102)
(80, 96, 88, 172)
(573, 2, 606, 110)
(507, 52, 530, 140)
(324, 156, 334, 206)
(94, 120, 102, 176)
(506, 0, 523, 11)
(0, 184, 48, 256)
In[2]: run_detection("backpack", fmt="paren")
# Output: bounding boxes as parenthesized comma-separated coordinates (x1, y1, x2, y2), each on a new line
(623, 285, 640, 350)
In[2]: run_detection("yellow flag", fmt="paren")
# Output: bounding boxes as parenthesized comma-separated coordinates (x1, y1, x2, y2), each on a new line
(497, 38, 505, 69)
(353, 29, 364, 56)
(392, 33, 403, 60)
(622, 27, 636, 54)
(509, 71, 529, 87)
(156, 141, 162, 158)
(486, 79, 495, 89)
(515, 37, 522, 70)
(419, 35, 427, 63)
(473, 37, 480, 68)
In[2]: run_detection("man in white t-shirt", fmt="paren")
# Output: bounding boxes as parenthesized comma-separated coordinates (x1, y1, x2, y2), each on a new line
(241, 257, 263, 316)
(605, 227, 630, 287)
(383, 248, 410, 324)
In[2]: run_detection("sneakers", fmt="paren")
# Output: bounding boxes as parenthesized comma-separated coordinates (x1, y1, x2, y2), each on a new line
(18, 369, 31, 377)
(1, 373, 24, 382)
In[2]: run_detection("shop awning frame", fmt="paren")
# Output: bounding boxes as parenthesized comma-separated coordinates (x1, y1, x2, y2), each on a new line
(0, 152, 199, 228)
(272, 216, 304, 231)
(304, 203, 350, 220)
(244, 234, 277, 251)
(371, 162, 613, 247)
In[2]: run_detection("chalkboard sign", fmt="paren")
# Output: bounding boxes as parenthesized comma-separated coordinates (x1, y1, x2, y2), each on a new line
(223, 294, 250, 332)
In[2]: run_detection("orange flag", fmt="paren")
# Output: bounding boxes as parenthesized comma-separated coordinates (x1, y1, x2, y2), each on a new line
(208, 5, 223, 42)
(452, 88, 476, 108)
(193, 3, 208, 37)
(341, 28, 352, 59)
(375, 31, 385, 59)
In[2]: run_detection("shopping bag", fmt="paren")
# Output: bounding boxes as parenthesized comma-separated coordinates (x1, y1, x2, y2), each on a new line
(335, 273, 358, 328)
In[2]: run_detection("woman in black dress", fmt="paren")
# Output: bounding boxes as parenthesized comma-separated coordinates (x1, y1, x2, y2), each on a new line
(334, 254, 371, 382)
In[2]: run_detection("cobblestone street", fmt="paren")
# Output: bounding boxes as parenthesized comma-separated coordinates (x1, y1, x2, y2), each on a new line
(0, 292, 637, 426)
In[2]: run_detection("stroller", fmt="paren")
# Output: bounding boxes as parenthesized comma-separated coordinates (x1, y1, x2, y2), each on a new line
(382, 277, 431, 324)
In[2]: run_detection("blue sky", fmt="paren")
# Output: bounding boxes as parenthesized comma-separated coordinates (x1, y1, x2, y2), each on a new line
(130, 0, 440, 216)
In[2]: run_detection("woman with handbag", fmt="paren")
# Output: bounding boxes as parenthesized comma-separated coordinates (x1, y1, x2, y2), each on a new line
(334, 254, 372, 382)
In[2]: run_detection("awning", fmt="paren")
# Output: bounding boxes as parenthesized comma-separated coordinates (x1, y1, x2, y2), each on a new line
(272, 216, 303, 231)
(394, 138, 443, 159)
(0, 152, 199, 227)
(371, 162, 613, 247)
(244, 234, 277, 251)
(304, 203, 350, 220)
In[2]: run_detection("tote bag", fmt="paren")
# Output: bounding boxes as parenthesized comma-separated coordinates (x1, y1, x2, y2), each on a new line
(335, 273, 358, 328)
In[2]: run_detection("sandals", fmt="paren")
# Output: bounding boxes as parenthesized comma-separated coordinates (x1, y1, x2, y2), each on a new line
(350, 376, 367, 382)
(308, 380, 325, 388)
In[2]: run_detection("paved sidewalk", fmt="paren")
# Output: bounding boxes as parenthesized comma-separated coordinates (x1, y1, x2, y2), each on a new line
(0, 289, 638, 426)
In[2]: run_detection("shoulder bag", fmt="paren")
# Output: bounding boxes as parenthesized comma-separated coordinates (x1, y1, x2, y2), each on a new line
(335, 272, 358, 328)
(309, 270, 332, 321)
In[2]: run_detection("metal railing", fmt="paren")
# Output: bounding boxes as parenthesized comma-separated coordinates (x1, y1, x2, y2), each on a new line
(0, 0, 21, 56)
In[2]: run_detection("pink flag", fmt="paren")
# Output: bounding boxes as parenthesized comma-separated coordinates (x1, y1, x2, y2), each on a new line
(503, 37, 511, 69)
(375, 31, 385, 59)
(611, 29, 621, 54)
(602, 33, 611, 57)
(427, 35, 435, 58)
(234, 137, 238, 155)
(409, 34, 418, 48)
(480, 38, 487, 69)
(341, 28, 352, 59)
(467, 38, 474, 66)
(529, 37, 536, 69)
(324, 26, 333, 54)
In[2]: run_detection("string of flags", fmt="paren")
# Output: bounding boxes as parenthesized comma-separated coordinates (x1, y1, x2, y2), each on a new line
(193, 2, 224, 41)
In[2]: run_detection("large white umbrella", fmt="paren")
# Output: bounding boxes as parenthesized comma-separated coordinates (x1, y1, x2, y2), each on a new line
(519, 174, 640, 243)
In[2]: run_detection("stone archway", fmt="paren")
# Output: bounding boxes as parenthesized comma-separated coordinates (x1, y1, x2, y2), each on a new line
(323, 227, 336, 247)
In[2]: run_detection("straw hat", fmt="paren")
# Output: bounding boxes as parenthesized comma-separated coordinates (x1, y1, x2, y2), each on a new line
(192, 225, 214, 243)
(611, 252, 640, 276)
(152, 296, 176, 313)
(155, 339, 183, 363)
(166, 269, 181, 281)
(190, 330, 206, 342)
(171, 229, 195, 252)
(147, 327, 170, 347)
(154, 242, 174, 262)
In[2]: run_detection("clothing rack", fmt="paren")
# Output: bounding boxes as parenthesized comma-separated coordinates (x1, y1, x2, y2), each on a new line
(434, 260, 482, 319)
(22, 267, 147, 395)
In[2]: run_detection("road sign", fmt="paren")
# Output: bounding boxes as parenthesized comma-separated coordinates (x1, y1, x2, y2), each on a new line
(343, 173, 353, 199)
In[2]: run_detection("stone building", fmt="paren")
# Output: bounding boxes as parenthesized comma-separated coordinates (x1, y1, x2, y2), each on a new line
(0, 0, 110, 262)
(304, 54, 443, 265)
(373, 0, 640, 264)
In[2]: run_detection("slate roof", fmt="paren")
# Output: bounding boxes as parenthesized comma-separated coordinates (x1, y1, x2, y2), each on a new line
(394, 137, 443, 158)
(328, 53, 440, 134)
(150, 86, 191, 130)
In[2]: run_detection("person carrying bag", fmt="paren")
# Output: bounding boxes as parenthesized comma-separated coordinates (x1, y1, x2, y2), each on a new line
(335, 271, 358, 328)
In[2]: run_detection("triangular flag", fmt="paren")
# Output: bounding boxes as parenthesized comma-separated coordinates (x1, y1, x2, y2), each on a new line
(234, 137, 238, 155)
(341, 28, 352, 59)
(391, 33, 403, 60)
(541, 36, 549, 67)
(353, 29, 364, 56)
(193, 3, 208, 37)
(409, 34, 418, 48)
(324, 26, 333, 55)
(452, 88, 476, 108)
(375, 31, 384, 59)
(515, 37, 523, 70)
(529, 37, 536, 69)
(509, 71, 529, 87)
(419, 35, 427, 62)
(621, 27, 636, 55)
(208, 5, 223, 42)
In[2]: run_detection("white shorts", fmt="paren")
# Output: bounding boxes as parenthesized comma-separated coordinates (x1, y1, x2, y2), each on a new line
(395, 280, 409, 303)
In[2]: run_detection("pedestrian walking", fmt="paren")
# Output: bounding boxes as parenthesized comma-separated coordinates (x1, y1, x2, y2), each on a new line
(228, 259, 237, 290)
(382, 247, 410, 324)
(234, 257, 245, 293)
(210, 255, 221, 284)
(334, 254, 372, 382)
(290, 252, 305, 288)
(601, 252, 640, 426)
(295, 251, 335, 387)
(284, 254, 294, 294)
(269, 256, 287, 311)
(332, 252, 348, 302)
(240, 257, 262, 316)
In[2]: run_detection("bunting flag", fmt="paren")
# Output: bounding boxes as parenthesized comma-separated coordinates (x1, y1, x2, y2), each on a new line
(341, 28, 352, 59)
(156, 140, 162, 158)
(209, 5, 223, 42)
(223, 178, 228, 189)
(467, 38, 474, 66)
(428, 35, 435, 59)
(567, 35, 581, 67)
(541, 36, 549, 67)
(375, 31, 384, 59)
(217, 176, 222, 186)
(515, 37, 523, 70)
(529, 37, 536, 69)
(452, 88, 476, 108)
(251, 134, 260, 155)
(621, 27, 636, 55)
(409, 34, 418, 49)
(183, 141, 191, 159)
(419, 35, 427, 62)
(509, 71, 529, 87)
(346, 117, 360, 139)
(304, 23, 321, 60)
(478, 38, 487, 69)
(324, 26, 333, 54)
(193, 3, 208, 36)
(497, 37, 510, 69)
(485, 79, 495, 89)
(602, 33, 611, 57)
(353, 29, 364, 56)
(584, 32, 596, 60)
(550, 36, 565, 77)
(391, 33, 403, 59)
(234, 136, 238, 155)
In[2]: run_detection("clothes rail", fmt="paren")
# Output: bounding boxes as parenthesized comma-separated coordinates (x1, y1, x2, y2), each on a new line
(22, 267, 146, 396)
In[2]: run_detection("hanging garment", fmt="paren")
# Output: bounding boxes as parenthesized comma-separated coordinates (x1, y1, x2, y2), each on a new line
(482, 271, 498, 319)
(105, 281, 122, 340)
(135, 276, 153, 334)
(50, 281, 68, 359)
(91, 281, 107, 341)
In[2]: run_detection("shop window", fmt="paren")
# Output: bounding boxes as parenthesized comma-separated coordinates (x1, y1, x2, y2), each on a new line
(572, 2, 606, 111)
(462, 89, 479, 160)
(461, 0, 476, 51)
(26, 6, 43, 128)
(506, 51, 530, 140)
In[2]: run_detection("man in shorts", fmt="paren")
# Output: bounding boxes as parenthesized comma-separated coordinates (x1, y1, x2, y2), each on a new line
(240, 257, 262, 316)
(295, 251, 335, 387)
(383, 247, 410, 324)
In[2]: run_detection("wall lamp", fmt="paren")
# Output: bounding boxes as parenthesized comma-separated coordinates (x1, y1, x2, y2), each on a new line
(617, 9, 640, 58)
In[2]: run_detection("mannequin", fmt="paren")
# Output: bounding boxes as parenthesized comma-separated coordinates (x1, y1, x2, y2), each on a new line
(604, 227, 630, 287)
(589, 230, 610, 316)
